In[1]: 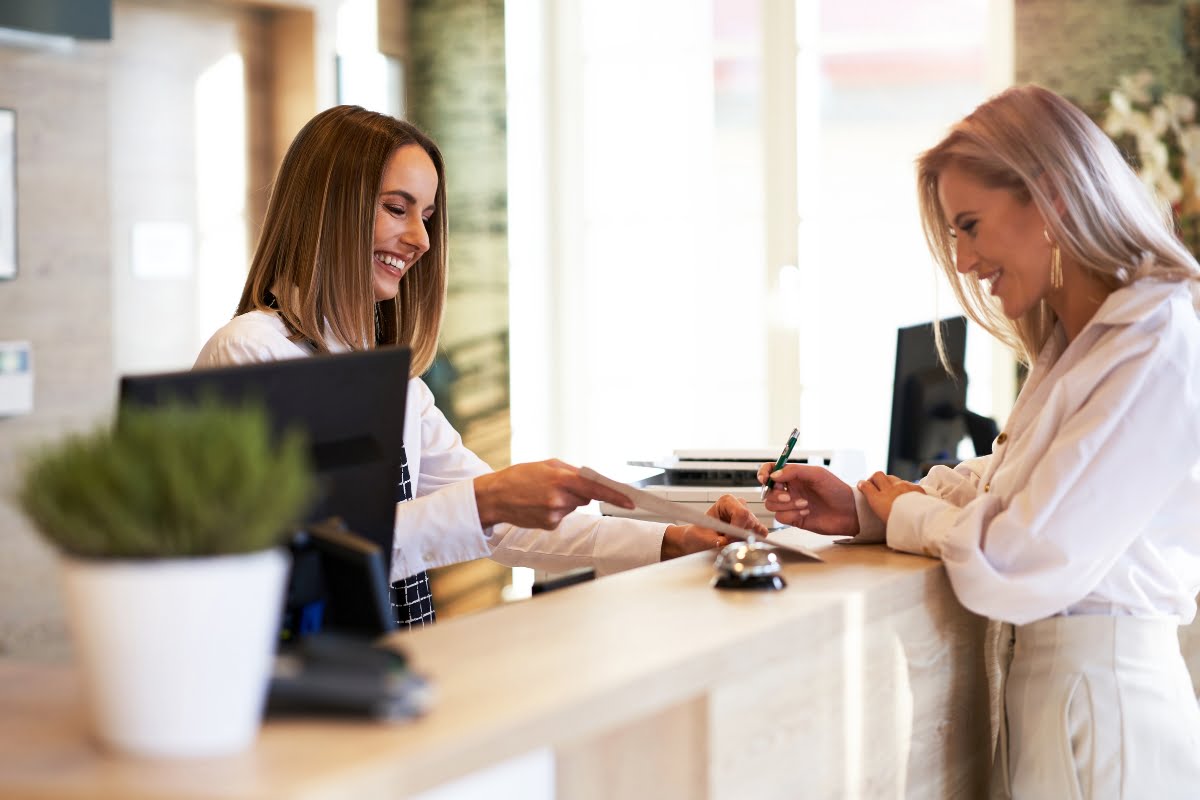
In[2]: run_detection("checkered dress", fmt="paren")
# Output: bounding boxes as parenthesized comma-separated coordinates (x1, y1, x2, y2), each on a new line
(389, 446, 436, 629)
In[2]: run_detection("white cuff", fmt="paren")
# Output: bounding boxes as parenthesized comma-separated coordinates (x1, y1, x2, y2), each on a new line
(845, 487, 886, 544)
(591, 517, 666, 576)
(885, 491, 947, 558)
(389, 479, 492, 582)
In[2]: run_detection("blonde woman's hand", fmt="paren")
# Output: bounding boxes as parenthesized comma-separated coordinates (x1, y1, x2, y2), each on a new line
(856, 471, 925, 524)
(473, 459, 634, 529)
(758, 463, 858, 535)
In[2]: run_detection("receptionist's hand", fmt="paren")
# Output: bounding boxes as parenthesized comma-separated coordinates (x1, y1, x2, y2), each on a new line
(759, 463, 858, 536)
(660, 494, 768, 560)
(473, 459, 635, 530)
(857, 472, 925, 524)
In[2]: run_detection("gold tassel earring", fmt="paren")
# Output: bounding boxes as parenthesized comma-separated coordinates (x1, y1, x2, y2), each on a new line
(1044, 228, 1063, 289)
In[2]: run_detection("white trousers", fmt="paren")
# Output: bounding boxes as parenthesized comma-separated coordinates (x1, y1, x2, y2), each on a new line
(995, 616, 1200, 799)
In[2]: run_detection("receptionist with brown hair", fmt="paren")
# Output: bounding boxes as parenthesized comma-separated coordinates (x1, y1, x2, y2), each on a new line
(196, 105, 766, 630)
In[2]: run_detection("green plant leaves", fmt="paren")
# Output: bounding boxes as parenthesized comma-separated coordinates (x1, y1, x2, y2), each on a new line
(18, 400, 315, 559)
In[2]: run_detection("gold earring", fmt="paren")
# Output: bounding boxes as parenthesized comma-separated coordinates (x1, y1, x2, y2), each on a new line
(1044, 228, 1063, 289)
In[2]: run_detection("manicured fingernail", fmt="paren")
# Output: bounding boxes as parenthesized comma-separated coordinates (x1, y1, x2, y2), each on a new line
(793, 499, 808, 508)
(777, 492, 790, 502)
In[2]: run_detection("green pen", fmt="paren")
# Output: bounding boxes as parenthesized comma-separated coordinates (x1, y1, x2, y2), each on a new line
(761, 427, 800, 499)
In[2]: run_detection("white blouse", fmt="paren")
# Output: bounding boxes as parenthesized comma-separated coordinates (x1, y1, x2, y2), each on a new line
(194, 311, 666, 583)
(853, 280, 1200, 626)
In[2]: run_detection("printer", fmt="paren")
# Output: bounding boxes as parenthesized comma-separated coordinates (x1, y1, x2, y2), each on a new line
(598, 448, 867, 528)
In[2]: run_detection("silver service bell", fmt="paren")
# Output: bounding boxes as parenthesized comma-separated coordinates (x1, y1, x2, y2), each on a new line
(712, 536, 786, 591)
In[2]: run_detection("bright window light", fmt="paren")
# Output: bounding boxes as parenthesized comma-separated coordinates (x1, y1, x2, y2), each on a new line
(336, 0, 401, 115)
(193, 52, 247, 355)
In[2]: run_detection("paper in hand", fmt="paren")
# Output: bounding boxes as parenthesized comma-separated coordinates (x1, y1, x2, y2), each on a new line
(579, 467, 822, 562)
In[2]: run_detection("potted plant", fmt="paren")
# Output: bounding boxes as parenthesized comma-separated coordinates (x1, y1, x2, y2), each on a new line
(17, 399, 313, 758)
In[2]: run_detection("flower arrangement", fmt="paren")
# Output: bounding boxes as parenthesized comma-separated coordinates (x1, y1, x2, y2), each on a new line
(1103, 70, 1200, 225)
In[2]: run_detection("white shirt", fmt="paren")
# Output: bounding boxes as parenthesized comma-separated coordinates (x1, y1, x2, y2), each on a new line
(853, 280, 1200, 625)
(194, 311, 666, 583)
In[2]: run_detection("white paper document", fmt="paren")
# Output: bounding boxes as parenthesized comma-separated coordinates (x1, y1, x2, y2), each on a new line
(580, 467, 823, 562)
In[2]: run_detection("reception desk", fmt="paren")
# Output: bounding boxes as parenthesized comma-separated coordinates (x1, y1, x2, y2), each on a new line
(0, 535, 995, 798)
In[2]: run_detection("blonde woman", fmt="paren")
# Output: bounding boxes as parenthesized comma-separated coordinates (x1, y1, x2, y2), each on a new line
(197, 105, 763, 629)
(761, 85, 1200, 797)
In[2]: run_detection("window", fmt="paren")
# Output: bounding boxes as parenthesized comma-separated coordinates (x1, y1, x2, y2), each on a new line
(507, 0, 1012, 471)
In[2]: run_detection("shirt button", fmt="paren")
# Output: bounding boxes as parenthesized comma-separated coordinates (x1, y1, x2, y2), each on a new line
(996, 432, 1008, 445)
(983, 483, 991, 492)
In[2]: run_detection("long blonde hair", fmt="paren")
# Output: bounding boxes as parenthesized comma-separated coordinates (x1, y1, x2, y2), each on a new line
(917, 84, 1200, 364)
(237, 105, 448, 375)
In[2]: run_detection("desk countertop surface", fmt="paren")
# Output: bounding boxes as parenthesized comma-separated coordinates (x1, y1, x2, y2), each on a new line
(0, 533, 951, 799)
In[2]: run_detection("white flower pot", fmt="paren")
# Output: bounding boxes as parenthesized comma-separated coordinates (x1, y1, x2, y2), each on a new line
(60, 548, 288, 758)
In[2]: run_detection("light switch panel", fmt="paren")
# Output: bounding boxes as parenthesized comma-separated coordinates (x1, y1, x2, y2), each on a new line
(0, 340, 33, 416)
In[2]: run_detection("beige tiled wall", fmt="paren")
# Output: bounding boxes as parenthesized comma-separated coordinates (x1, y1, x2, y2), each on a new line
(0, 39, 113, 660)
(0, 0, 323, 659)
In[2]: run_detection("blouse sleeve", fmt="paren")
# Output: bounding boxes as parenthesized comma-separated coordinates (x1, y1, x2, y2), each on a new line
(387, 383, 494, 580)
(919, 456, 990, 505)
(192, 314, 310, 368)
(885, 340, 1200, 624)
(389, 382, 666, 580)
(488, 514, 666, 577)
(848, 455, 990, 544)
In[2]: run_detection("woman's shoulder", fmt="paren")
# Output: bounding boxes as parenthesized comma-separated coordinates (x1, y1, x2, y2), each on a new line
(1094, 281, 1200, 403)
(193, 310, 306, 368)
(407, 375, 442, 419)
(1134, 280, 1200, 357)
(1087, 280, 1198, 348)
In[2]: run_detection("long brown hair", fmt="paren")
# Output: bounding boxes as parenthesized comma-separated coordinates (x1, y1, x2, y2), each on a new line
(237, 105, 448, 375)
(917, 84, 1200, 365)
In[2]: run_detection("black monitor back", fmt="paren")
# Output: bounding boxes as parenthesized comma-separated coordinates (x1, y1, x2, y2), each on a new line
(887, 317, 967, 481)
(118, 348, 411, 635)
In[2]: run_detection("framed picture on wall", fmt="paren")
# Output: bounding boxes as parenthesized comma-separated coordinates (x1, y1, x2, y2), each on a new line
(0, 108, 13, 280)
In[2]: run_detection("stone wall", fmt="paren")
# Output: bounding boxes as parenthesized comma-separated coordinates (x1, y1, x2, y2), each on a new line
(1015, 0, 1200, 109)
(407, 0, 511, 471)
(406, 0, 513, 615)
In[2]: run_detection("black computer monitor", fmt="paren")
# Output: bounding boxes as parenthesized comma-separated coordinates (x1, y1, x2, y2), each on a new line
(118, 348, 411, 636)
(886, 317, 996, 481)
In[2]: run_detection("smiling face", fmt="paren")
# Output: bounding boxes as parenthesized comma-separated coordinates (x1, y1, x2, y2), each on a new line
(372, 144, 438, 302)
(938, 162, 1055, 320)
